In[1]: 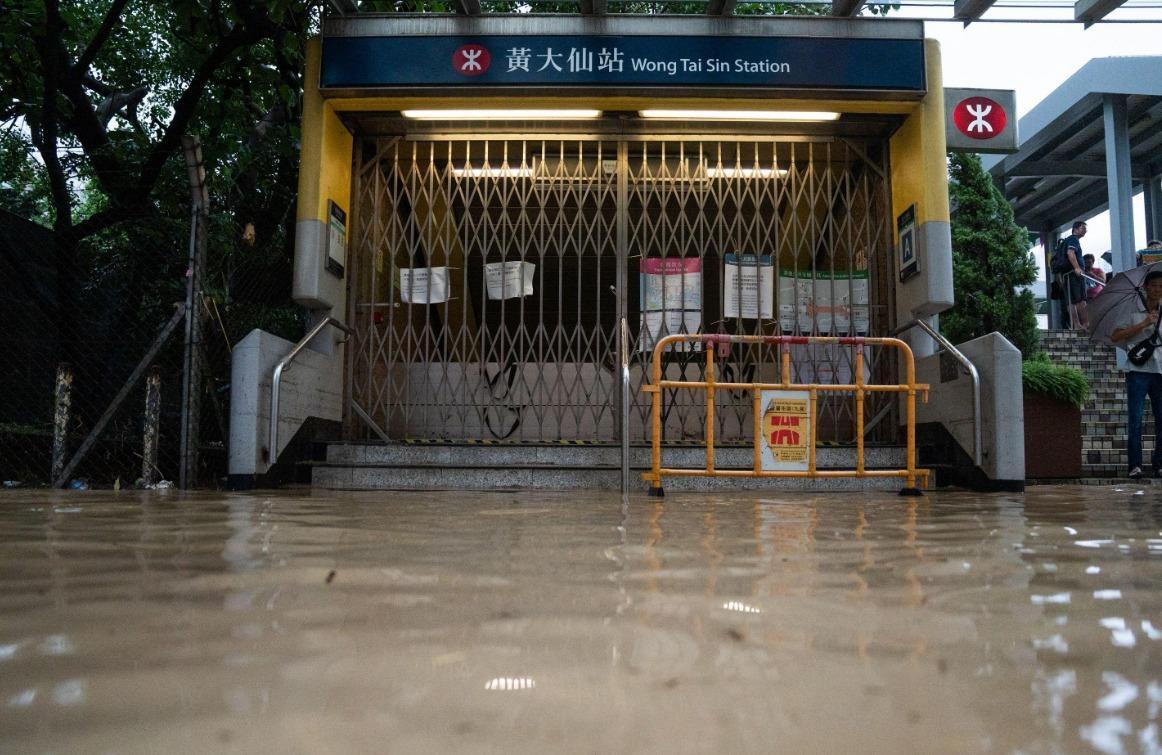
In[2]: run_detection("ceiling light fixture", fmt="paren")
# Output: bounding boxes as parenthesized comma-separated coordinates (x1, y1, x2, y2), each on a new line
(452, 166, 535, 178)
(401, 109, 602, 120)
(705, 167, 788, 178)
(638, 110, 840, 122)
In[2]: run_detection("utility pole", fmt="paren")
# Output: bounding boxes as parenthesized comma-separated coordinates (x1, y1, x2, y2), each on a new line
(179, 135, 208, 489)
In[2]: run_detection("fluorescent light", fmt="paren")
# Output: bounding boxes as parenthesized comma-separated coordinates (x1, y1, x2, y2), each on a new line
(452, 166, 534, 178)
(638, 109, 840, 122)
(705, 167, 788, 178)
(401, 109, 601, 120)
(485, 677, 536, 691)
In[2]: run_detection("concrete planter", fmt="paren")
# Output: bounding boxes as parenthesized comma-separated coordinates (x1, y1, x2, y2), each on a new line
(1023, 391, 1082, 478)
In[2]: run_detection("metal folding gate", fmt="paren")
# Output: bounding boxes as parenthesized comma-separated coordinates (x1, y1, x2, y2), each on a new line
(347, 135, 897, 445)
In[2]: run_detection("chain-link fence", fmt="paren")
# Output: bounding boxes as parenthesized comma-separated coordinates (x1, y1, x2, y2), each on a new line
(0, 201, 302, 490)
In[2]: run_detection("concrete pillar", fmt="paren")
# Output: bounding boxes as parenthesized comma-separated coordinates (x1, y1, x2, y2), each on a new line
(1146, 174, 1162, 244)
(1103, 95, 1135, 273)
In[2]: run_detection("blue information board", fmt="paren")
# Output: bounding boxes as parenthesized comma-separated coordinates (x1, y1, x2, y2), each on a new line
(321, 35, 925, 92)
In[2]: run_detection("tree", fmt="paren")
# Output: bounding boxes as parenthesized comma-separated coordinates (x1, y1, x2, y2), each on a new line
(0, 0, 315, 367)
(942, 152, 1039, 356)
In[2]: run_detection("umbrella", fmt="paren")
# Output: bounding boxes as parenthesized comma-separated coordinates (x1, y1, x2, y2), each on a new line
(1086, 261, 1162, 347)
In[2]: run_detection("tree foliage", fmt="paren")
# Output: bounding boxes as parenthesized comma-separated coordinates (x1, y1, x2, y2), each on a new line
(942, 152, 1039, 356)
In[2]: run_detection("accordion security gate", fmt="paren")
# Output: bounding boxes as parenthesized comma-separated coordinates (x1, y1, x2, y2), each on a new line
(348, 135, 898, 445)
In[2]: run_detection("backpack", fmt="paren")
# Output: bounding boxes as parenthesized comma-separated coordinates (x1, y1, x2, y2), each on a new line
(1050, 238, 1074, 274)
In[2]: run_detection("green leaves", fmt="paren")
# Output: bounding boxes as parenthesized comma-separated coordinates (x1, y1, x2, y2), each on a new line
(943, 152, 1039, 356)
(1022, 356, 1089, 407)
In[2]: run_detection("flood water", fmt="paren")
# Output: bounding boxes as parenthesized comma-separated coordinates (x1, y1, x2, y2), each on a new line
(1, 487, 1160, 753)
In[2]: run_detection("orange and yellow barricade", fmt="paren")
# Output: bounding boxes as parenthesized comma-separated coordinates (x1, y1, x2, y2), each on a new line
(641, 334, 930, 496)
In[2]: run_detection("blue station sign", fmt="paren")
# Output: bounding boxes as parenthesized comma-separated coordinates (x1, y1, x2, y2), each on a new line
(320, 35, 925, 92)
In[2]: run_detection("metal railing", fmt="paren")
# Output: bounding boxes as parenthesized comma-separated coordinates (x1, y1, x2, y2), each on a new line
(268, 316, 352, 465)
(641, 333, 930, 495)
(893, 319, 982, 467)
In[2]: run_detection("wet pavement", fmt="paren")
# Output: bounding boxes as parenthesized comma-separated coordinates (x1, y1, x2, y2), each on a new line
(1, 487, 1160, 753)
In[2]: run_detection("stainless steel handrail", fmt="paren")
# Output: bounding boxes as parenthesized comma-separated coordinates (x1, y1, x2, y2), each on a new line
(620, 317, 631, 494)
(893, 318, 983, 467)
(269, 317, 353, 465)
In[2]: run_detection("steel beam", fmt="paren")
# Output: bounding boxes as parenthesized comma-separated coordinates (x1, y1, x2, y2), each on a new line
(1005, 160, 1146, 180)
(1075, 0, 1128, 26)
(953, 0, 997, 22)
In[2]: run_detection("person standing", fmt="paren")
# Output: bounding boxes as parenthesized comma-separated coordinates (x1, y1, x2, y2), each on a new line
(1110, 270, 1162, 480)
(1061, 221, 1088, 329)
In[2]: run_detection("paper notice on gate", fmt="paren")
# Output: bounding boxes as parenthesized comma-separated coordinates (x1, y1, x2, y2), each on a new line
(640, 258, 702, 311)
(484, 261, 535, 300)
(640, 310, 702, 353)
(723, 254, 773, 319)
(400, 266, 451, 304)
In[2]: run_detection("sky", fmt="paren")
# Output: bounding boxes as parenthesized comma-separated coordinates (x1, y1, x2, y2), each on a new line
(921, 20, 1161, 281)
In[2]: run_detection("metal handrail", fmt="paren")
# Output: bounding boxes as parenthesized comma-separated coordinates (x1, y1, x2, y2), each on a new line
(620, 317, 631, 494)
(268, 317, 353, 465)
(893, 319, 982, 466)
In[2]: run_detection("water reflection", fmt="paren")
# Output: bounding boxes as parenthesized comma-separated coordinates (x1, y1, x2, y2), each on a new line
(0, 487, 1158, 752)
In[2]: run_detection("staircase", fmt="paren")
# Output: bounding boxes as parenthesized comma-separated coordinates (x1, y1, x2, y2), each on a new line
(1039, 329, 1154, 478)
(312, 443, 912, 492)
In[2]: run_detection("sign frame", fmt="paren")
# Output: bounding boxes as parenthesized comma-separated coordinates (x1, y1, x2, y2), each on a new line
(944, 88, 1018, 155)
(897, 204, 919, 283)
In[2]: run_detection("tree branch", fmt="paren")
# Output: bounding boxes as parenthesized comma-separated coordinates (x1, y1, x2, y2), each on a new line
(137, 18, 275, 195)
(74, 0, 133, 76)
(35, 0, 74, 232)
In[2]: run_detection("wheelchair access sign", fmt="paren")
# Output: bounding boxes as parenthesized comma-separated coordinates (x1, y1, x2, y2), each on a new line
(760, 390, 811, 472)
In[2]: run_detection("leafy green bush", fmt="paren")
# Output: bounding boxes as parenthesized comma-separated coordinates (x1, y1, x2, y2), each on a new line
(1022, 356, 1089, 408)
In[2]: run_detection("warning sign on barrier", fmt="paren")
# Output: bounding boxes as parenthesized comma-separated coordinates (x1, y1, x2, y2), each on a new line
(760, 389, 811, 472)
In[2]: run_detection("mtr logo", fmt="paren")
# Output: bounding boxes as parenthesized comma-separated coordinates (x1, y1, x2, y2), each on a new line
(453, 44, 491, 77)
(952, 96, 1007, 141)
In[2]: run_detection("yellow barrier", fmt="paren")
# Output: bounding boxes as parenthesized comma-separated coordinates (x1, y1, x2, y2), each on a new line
(641, 334, 930, 496)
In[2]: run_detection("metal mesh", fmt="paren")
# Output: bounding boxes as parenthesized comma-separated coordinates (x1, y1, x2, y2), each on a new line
(349, 135, 897, 445)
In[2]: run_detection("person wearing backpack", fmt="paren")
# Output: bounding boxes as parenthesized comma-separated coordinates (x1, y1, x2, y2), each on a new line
(1052, 221, 1088, 329)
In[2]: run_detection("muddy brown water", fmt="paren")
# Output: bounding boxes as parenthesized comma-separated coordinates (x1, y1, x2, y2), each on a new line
(1, 487, 1160, 753)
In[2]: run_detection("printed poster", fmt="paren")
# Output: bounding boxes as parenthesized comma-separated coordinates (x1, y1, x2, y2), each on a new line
(778, 269, 869, 334)
(723, 254, 774, 319)
(640, 258, 702, 352)
(400, 266, 451, 304)
(759, 390, 811, 472)
(485, 261, 535, 300)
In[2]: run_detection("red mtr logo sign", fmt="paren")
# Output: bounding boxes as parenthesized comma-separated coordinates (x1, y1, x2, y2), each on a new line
(951, 96, 1007, 141)
(452, 44, 491, 77)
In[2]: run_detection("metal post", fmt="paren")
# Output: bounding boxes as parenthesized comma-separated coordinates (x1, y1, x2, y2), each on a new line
(1145, 175, 1162, 246)
(619, 317, 630, 495)
(51, 363, 73, 485)
(1103, 95, 1135, 274)
(179, 135, 208, 489)
(142, 367, 162, 486)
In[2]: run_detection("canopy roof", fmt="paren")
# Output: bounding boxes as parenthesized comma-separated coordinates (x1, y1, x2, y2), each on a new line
(982, 56, 1162, 236)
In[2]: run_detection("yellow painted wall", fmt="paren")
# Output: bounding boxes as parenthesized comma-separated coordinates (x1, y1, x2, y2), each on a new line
(889, 39, 949, 229)
(297, 39, 353, 225)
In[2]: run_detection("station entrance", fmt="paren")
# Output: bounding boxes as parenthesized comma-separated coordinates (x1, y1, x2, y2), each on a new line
(347, 132, 899, 445)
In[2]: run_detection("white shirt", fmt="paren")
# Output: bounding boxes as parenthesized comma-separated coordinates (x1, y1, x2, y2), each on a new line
(1115, 299, 1162, 373)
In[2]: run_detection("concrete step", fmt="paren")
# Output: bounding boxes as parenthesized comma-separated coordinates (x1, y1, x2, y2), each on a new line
(315, 443, 914, 492)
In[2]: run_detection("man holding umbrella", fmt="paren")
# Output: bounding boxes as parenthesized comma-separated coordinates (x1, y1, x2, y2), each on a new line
(1104, 270, 1162, 479)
